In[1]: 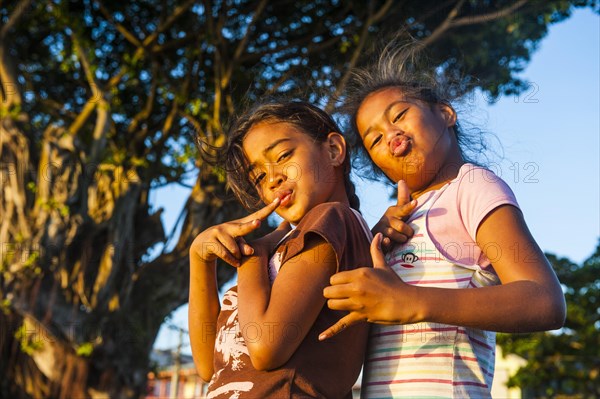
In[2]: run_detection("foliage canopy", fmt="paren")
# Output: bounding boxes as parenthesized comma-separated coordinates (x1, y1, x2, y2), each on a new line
(0, 0, 596, 397)
(498, 242, 600, 398)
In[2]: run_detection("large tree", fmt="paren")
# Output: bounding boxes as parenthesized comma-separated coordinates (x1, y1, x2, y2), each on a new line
(0, 0, 595, 397)
(498, 241, 600, 398)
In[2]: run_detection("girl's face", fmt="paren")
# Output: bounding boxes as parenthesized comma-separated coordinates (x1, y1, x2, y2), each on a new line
(355, 87, 463, 197)
(242, 121, 348, 224)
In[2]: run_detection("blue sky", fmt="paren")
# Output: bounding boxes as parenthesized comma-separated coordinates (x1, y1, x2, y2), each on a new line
(152, 8, 599, 354)
(358, 8, 599, 264)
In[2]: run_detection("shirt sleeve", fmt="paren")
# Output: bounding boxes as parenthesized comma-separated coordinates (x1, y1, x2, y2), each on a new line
(278, 202, 352, 273)
(457, 166, 520, 241)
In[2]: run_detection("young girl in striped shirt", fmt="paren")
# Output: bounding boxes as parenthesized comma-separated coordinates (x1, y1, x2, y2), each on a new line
(321, 42, 566, 398)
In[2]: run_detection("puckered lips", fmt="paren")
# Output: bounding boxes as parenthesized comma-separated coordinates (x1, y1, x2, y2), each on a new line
(274, 189, 293, 207)
(390, 135, 410, 157)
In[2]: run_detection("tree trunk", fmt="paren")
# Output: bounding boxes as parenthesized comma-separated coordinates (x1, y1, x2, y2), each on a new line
(0, 109, 243, 397)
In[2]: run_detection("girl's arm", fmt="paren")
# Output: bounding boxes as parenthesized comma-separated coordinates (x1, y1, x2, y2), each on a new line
(188, 199, 282, 381)
(416, 205, 565, 331)
(188, 252, 219, 382)
(322, 205, 566, 338)
(237, 236, 337, 371)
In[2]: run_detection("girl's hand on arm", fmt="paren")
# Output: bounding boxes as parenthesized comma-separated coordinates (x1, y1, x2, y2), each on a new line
(190, 198, 281, 267)
(322, 206, 567, 337)
(320, 233, 418, 340)
(188, 199, 281, 381)
(236, 236, 337, 371)
(371, 180, 416, 250)
(248, 220, 292, 258)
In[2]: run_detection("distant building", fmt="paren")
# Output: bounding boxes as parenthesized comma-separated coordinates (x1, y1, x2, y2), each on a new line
(146, 346, 523, 398)
(492, 345, 526, 398)
(145, 349, 207, 398)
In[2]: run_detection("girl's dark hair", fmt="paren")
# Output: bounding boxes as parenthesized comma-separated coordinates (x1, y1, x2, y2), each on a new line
(219, 100, 360, 212)
(342, 39, 487, 180)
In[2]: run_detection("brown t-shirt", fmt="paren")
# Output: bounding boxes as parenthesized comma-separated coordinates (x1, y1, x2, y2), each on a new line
(207, 202, 373, 398)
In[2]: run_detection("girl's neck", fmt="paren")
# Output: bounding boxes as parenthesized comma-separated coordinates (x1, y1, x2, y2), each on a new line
(328, 189, 351, 206)
(326, 171, 352, 206)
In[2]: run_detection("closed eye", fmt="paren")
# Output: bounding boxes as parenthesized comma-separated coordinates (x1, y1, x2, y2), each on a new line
(393, 108, 408, 123)
(369, 135, 382, 149)
(277, 150, 292, 163)
(252, 172, 265, 186)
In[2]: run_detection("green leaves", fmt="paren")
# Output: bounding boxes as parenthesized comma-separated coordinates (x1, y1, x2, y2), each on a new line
(498, 240, 600, 397)
(76, 342, 94, 357)
(2, 1, 597, 396)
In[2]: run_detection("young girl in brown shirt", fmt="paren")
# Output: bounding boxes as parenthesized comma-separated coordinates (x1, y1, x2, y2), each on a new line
(189, 101, 373, 398)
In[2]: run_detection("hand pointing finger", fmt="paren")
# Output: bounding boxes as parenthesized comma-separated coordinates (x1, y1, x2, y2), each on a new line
(319, 313, 364, 341)
(229, 198, 281, 238)
(372, 182, 416, 248)
(191, 198, 281, 266)
(241, 197, 281, 223)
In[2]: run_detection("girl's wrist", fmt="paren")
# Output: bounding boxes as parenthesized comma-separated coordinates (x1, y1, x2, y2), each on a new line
(189, 248, 217, 272)
(189, 240, 213, 263)
(191, 254, 216, 269)
(410, 285, 431, 323)
(388, 284, 427, 324)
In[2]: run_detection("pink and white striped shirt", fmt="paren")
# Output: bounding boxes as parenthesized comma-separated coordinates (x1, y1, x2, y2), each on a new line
(361, 164, 519, 399)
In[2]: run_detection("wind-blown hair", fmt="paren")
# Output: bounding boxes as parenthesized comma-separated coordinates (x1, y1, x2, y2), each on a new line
(341, 39, 488, 180)
(218, 100, 360, 212)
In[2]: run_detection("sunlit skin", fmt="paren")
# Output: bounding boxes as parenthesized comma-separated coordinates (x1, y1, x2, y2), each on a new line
(188, 122, 365, 380)
(320, 86, 566, 340)
(242, 121, 349, 224)
(188, 199, 284, 381)
(356, 87, 463, 198)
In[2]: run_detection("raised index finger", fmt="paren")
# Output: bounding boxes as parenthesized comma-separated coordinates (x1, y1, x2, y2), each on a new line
(371, 233, 388, 269)
(241, 197, 281, 223)
(396, 180, 411, 206)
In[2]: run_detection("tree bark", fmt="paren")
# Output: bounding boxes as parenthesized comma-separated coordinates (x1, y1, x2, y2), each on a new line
(1, 112, 245, 397)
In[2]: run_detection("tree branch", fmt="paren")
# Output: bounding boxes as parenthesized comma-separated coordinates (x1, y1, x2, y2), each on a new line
(67, 29, 113, 160)
(420, 0, 466, 48)
(89, 99, 110, 166)
(265, 68, 296, 95)
(326, 0, 396, 112)
(128, 62, 158, 134)
(67, 99, 97, 136)
(452, 0, 529, 27)
(71, 33, 100, 96)
(236, 2, 354, 66)
(150, 35, 198, 54)
(141, 0, 197, 48)
(420, 0, 529, 49)
(96, 1, 142, 47)
(179, 110, 205, 138)
(0, 0, 33, 109)
(40, 99, 78, 120)
(224, 0, 269, 84)
(145, 98, 179, 159)
(407, 0, 456, 29)
(0, 0, 33, 42)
